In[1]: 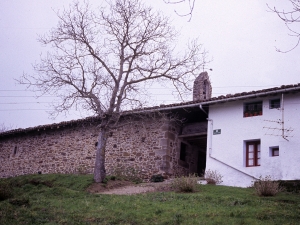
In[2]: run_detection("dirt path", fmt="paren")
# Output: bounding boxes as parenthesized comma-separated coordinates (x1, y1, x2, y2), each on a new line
(100, 184, 156, 195)
(87, 180, 172, 195)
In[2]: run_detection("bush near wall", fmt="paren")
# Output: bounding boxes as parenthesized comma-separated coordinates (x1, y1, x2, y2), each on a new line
(279, 180, 300, 193)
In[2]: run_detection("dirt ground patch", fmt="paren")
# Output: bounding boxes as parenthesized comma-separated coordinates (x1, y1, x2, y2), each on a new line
(86, 180, 172, 195)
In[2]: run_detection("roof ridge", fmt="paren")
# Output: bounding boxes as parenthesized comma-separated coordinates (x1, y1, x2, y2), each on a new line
(1, 83, 300, 138)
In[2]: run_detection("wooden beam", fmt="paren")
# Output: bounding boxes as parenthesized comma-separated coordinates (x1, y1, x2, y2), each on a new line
(178, 132, 207, 138)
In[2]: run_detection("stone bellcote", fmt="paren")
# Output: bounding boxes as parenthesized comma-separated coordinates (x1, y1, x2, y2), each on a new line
(193, 71, 212, 101)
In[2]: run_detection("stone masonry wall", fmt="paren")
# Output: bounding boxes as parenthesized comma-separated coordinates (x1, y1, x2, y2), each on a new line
(105, 117, 184, 180)
(193, 71, 212, 101)
(0, 123, 98, 178)
(168, 121, 189, 177)
(0, 117, 187, 180)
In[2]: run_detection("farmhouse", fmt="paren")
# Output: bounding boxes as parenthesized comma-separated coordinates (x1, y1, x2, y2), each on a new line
(1, 72, 300, 187)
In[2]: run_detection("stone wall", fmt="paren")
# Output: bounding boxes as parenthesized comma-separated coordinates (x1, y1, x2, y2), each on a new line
(0, 123, 98, 178)
(105, 117, 184, 179)
(0, 116, 187, 180)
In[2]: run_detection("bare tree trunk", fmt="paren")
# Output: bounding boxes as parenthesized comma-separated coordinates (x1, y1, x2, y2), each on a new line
(94, 127, 108, 183)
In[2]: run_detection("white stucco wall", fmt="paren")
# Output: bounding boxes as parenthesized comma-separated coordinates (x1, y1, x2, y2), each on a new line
(206, 92, 300, 187)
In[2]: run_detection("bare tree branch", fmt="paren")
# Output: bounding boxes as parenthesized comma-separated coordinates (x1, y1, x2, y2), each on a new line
(268, 0, 300, 52)
(164, 0, 196, 21)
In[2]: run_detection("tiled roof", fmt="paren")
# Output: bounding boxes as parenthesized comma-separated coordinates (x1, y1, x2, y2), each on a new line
(1, 83, 300, 138)
(0, 116, 101, 138)
(126, 83, 300, 112)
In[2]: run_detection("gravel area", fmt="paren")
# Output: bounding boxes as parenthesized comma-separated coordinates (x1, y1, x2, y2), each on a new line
(87, 180, 173, 195)
(100, 184, 156, 195)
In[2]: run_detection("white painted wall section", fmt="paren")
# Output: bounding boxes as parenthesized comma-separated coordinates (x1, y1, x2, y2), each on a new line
(206, 92, 300, 187)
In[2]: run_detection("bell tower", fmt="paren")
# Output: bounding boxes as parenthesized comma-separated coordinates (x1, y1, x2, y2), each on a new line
(193, 71, 212, 101)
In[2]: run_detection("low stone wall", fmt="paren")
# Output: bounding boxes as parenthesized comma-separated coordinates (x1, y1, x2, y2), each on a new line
(0, 116, 186, 180)
(0, 123, 98, 177)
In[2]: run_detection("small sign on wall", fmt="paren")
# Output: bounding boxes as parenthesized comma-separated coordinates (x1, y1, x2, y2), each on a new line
(213, 129, 221, 135)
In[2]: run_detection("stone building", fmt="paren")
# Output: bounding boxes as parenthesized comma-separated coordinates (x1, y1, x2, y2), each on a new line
(3, 71, 299, 188)
(0, 72, 211, 180)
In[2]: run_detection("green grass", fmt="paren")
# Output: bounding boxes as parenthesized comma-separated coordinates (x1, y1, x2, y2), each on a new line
(1, 174, 300, 224)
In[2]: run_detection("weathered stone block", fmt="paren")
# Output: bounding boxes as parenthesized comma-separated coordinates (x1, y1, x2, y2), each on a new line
(165, 132, 175, 140)
(160, 138, 168, 146)
(162, 155, 171, 161)
(155, 149, 166, 156)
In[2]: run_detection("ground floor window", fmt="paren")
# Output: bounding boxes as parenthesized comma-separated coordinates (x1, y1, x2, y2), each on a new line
(246, 140, 260, 167)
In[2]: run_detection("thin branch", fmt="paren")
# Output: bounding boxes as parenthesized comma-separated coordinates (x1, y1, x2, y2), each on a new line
(164, 0, 195, 21)
(268, 1, 300, 52)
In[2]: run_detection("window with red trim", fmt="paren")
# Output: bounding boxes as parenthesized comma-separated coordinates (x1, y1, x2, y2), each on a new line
(246, 141, 260, 167)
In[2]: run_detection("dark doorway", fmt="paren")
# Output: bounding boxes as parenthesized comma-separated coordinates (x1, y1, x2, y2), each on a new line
(197, 150, 206, 176)
(179, 135, 207, 176)
(175, 107, 209, 176)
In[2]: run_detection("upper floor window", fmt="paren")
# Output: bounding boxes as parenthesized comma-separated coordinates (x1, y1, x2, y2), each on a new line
(269, 99, 281, 109)
(244, 101, 262, 117)
(246, 140, 261, 167)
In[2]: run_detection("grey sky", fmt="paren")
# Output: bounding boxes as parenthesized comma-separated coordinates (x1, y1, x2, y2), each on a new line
(0, 0, 299, 129)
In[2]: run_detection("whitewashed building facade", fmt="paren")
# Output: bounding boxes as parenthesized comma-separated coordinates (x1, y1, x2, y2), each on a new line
(204, 86, 300, 187)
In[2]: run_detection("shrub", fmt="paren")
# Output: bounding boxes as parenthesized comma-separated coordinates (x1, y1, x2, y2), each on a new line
(150, 174, 164, 183)
(171, 174, 199, 193)
(110, 175, 116, 181)
(279, 180, 300, 193)
(254, 176, 284, 196)
(204, 169, 223, 185)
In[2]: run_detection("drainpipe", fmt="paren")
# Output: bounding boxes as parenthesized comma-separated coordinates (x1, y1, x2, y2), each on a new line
(281, 93, 285, 139)
(199, 104, 208, 115)
(206, 118, 213, 156)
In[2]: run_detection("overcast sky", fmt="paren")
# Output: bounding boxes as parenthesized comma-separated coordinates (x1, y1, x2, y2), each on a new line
(0, 0, 299, 129)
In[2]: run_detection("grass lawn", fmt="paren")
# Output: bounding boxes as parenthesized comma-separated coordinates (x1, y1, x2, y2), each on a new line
(0, 174, 300, 224)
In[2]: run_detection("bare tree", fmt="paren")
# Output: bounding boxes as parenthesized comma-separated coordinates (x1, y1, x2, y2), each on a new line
(19, 0, 207, 183)
(164, 0, 196, 21)
(269, 0, 300, 52)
